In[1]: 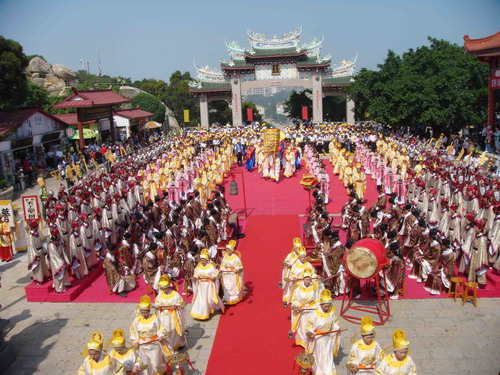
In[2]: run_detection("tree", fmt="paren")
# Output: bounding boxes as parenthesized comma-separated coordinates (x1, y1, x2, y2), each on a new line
(24, 82, 50, 109)
(163, 71, 199, 126)
(208, 100, 232, 125)
(131, 93, 165, 123)
(348, 38, 489, 133)
(323, 96, 347, 122)
(242, 101, 263, 122)
(283, 89, 312, 120)
(0, 36, 29, 111)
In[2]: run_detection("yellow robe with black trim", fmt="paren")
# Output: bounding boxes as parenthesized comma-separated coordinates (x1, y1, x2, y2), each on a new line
(155, 289, 187, 350)
(220, 253, 244, 305)
(374, 353, 417, 375)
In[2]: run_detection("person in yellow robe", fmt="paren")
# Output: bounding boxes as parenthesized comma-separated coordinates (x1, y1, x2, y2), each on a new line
(191, 249, 223, 320)
(281, 238, 302, 303)
(285, 247, 316, 306)
(305, 290, 341, 375)
(374, 330, 417, 375)
(343, 160, 354, 188)
(107, 329, 145, 375)
(220, 240, 244, 305)
(78, 332, 115, 375)
(290, 268, 320, 348)
(130, 295, 170, 375)
(346, 317, 383, 374)
(353, 162, 367, 200)
(0, 215, 13, 262)
(154, 275, 187, 350)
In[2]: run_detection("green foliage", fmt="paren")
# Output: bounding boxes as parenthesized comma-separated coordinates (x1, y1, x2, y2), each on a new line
(283, 89, 312, 120)
(131, 92, 165, 123)
(0, 36, 29, 111)
(74, 70, 130, 91)
(208, 100, 232, 125)
(242, 101, 263, 122)
(0, 177, 6, 190)
(25, 82, 50, 109)
(348, 38, 489, 133)
(324, 96, 347, 122)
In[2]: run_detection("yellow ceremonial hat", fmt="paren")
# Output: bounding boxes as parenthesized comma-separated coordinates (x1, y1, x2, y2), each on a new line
(393, 329, 410, 350)
(319, 289, 333, 304)
(293, 238, 302, 246)
(138, 295, 151, 310)
(355, 162, 361, 168)
(302, 268, 314, 279)
(226, 240, 237, 251)
(200, 248, 209, 260)
(110, 329, 126, 347)
(360, 317, 375, 336)
(87, 331, 103, 352)
(159, 274, 171, 288)
(297, 246, 307, 256)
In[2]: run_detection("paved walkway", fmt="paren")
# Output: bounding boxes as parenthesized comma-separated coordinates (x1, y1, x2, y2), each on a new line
(1, 177, 500, 374)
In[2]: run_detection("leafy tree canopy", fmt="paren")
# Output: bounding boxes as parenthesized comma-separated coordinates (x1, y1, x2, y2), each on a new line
(131, 92, 165, 123)
(0, 36, 29, 111)
(284, 89, 312, 121)
(348, 37, 489, 133)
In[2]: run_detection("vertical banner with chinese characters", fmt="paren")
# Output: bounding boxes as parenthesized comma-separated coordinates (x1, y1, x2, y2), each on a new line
(247, 107, 253, 122)
(302, 106, 308, 120)
(0, 200, 14, 226)
(183, 110, 190, 123)
(22, 195, 40, 222)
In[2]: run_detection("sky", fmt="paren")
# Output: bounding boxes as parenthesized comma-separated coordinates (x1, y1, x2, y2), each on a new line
(0, 0, 499, 82)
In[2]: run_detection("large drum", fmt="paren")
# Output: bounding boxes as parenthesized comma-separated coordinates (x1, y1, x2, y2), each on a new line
(343, 239, 389, 279)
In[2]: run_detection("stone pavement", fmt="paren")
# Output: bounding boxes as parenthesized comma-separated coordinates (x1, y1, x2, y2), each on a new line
(1, 177, 499, 374)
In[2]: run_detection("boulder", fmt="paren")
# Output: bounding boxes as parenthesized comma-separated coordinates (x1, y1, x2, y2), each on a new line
(43, 74, 66, 91)
(52, 64, 76, 81)
(31, 78, 45, 87)
(119, 86, 142, 99)
(31, 73, 40, 79)
(27, 57, 52, 75)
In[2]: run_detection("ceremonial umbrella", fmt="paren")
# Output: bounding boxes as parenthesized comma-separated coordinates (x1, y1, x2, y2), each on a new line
(144, 121, 161, 129)
(71, 128, 97, 139)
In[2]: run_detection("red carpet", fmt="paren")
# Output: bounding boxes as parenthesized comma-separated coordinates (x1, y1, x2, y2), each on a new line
(206, 215, 302, 375)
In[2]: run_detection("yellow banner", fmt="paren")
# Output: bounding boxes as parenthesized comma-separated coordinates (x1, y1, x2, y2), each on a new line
(183, 110, 189, 123)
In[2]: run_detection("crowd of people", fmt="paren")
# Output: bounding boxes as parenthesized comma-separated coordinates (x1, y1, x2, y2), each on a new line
(2, 121, 499, 374)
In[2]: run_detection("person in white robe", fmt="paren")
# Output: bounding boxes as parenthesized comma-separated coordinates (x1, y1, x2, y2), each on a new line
(346, 317, 383, 374)
(219, 240, 244, 305)
(305, 290, 341, 375)
(190, 249, 223, 320)
(47, 228, 71, 293)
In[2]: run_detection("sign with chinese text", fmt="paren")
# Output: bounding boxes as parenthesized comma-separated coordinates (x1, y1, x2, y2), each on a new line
(490, 77, 500, 90)
(302, 106, 309, 120)
(0, 200, 14, 226)
(22, 195, 40, 222)
(66, 127, 75, 138)
(247, 108, 253, 122)
(77, 106, 112, 122)
(183, 110, 190, 123)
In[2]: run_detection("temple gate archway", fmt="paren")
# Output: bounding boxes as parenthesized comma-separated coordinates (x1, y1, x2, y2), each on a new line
(189, 28, 357, 127)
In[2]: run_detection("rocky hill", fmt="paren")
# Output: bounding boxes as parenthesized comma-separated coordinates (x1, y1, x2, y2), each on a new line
(26, 57, 78, 96)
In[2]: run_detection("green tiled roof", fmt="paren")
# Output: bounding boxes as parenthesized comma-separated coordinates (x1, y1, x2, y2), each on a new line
(221, 60, 255, 68)
(190, 81, 231, 92)
(246, 46, 305, 57)
(322, 76, 353, 85)
(297, 56, 331, 66)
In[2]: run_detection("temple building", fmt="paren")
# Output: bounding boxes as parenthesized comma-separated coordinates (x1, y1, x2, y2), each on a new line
(189, 27, 356, 127)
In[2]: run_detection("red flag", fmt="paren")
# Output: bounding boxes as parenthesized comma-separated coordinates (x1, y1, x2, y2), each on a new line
(302, 106, 308, 120)
(247, 107, 253, 122)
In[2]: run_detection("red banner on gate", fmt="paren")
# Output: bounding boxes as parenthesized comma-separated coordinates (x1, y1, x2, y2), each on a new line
(302, 106, 308, 120)
(247, 108, 253, 122)
(490, 77, 500, 90)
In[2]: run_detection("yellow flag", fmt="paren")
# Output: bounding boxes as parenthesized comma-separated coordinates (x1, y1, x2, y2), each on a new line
(183, 110, 189, 123)
(279, 130, 286, 141)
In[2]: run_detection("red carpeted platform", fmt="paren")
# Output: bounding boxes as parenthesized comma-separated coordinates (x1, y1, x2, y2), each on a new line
(206, 215, 303, 375)
(25, 262, 104, 302)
